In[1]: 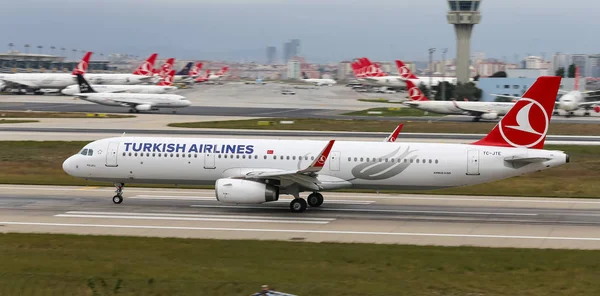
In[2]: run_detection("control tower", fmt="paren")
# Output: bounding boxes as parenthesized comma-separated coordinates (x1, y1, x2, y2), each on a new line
(447, 0, 481, 83)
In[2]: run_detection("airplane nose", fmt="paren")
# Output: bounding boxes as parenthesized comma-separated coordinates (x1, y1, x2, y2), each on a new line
(62, 155, 77, 176)
(61, 89, 73, 95)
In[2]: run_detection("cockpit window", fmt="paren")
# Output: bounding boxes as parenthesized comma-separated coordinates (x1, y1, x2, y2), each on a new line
(88, 149, 93, 156)
(81, 149, 88, 156)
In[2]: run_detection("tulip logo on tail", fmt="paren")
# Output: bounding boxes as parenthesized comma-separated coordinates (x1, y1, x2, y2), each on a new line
(408, 87, 426, 101)
(398, 66, 413, 79)
(135, 61, 153, 76)
(498, 98, 549, 148)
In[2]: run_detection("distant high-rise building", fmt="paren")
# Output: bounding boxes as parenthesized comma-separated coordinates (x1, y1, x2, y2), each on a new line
(287, 58, 301, 79)
(266, 46, 276, 64)
(571, 54, 589, 77)
(283, 42, 291, 63)
(552, 53, 571, 74)
(290, 39, 300, 57)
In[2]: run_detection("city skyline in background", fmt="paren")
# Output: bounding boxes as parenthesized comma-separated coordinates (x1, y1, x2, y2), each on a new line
(2, 0, 599, 64)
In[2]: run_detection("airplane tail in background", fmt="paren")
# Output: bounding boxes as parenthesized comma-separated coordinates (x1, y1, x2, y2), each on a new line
(156, 58, 175, 77)
(189, 62, 203, 76)
(72, 52, 92, 75)
(133, 53, 158, 76)
(395, 60, 419, 80)
(177, 62, 193, 76)
(216, 66, 228, 76)
(75, 74, 96, 93)
(157, 70, 175, 86)
(405, 80, 430, 101)
(472, 76, 562, 149)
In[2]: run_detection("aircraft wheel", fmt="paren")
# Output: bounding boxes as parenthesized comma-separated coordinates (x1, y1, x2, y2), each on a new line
(307, 192, 324, 207)
(128, 109, 134, 113)
(290, 198, 307, 213)
(112, 195, 123, 204)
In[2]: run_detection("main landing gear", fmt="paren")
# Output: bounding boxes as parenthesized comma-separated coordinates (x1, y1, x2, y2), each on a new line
(289, 192, 324, 213)
(113, 183, 124, 204)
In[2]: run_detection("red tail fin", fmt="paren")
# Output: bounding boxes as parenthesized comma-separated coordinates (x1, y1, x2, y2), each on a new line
(133, 53, 157, 76)
(405, 80, 430, 101)
(395, 60, 418, 80)
(189, 62, 203, 76)
(157, 70, 175, 86)
(72, 52, 92, 75)
(472, 76, 561, 149)
(217, 66, 228, 76)
(159, 58, 175, 77)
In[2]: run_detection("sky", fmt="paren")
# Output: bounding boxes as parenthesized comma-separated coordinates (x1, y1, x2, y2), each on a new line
(1, 0, 597, 63)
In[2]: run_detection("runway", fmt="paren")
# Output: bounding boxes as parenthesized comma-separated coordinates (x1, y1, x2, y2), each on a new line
(1, 126, 599, 145)
(3, 185, 600, 249)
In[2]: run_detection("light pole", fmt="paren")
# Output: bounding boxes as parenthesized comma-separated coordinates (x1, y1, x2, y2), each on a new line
(428, 48, 436, 93)
(8, 43, 14, 52)
(441, 48, 448, 100)
(37, 45, 43, 54)
(24, 44, 30, 54)
(50, 46, 56, 55)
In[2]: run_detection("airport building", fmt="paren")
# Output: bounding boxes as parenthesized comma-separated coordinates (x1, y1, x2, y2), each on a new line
(478, 77, 581, 102)
(0, 51, 111, 73)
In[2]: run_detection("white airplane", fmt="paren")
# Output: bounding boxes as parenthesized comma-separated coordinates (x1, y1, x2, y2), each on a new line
(0, 52, 92, 93)
(493, 67, 600, 117)
(395, 60, 462, 88)
(208, 66, 229, 81)
(62, 76, 568, 213)
(404, 79, 514, 121)
(301, 72, 337, 86)
(0, 52, 157, 93)
(61, 69, 178, 95)
(72, 74, 190, 113)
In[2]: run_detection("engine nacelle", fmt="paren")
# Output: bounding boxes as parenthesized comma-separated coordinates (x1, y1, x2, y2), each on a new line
(215, 178, 279, 204)
(481, 112, 498, 120)
(135, 104, 152, 111)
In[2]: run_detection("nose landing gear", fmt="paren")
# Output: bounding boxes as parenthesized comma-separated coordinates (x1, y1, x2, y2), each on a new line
(113, 183, 124, 204)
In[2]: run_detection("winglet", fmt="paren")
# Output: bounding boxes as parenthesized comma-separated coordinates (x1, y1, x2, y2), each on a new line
(385, 124, 404, 142)
(471, 76, 561, 149)
(300, 140, 335, 173)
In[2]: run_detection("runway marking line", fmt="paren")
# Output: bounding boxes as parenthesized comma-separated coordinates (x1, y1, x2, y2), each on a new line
(62, 211, 335, 221)
(130, 195, 374, 205)
(54, 214, 330, 225)
(4, 221, 600, 242)
(189, 205, 538, 216)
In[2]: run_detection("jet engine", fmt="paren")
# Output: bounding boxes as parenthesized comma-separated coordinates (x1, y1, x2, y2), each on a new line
(215, 178, 279, 204)
(481, 112, 498, 120)
(135, 104, 152, 111)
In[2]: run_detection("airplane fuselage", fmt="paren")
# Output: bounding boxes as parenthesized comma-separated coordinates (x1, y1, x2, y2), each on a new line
(63, 137, 567, 192)
(75, 93, 190, 109)
(405, 101, 514, 117)
(62, 84, 177, 95)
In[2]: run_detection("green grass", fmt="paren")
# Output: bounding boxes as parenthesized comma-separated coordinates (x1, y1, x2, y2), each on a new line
(358, 98, 404, 104)
(0, 111, 134, 118)
(1, 233, 600, 296)
(168, 117, 600, 136)
(0, 119, 38, 124)
(343, 107, 441, 117)
(1, 141, 600, 198)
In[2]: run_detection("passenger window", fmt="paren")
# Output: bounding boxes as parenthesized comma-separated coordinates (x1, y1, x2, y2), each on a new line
(81, 149, 88, 156)
(152, 153, 155, 157)
(311, 156, 315, 160)
(254, 155, 258, 159)
(273, 155, 276, 159)
(194, 154, 197, 158)
(422, 159, 426, 163)
(429, 159, 432, 164)
(435, 159, 439, 164)
(158, 153, 161, 157)
(385, 158, 388, 162)
(170, 153, 173, 157)
(176, 154, 179, 158)
(404, 159, 407, 163)
(416, 159, 420, 163)
(122, 152, 126, 156)
(354, 157, 357, 161)
(360, 158, 364, 162)
(410, 159, 413, 163)
(218, 155, 221, 158)
(236, 155, 240, 159)
(293, 156, 296, 160)
(366, 158, 370, 162)
(280, 156, 284, 160)
(134, 153, 138, 157)
(264, 155, 267, 159)
(305, 156, 308, 160)
(242, 155, 246, 159)
(379, 158, 382, 162)
(348, 157, 351, 161)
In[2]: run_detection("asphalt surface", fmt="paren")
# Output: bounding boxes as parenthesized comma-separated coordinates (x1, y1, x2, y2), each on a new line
(3, 185, 600, 249)
(1, 126, 599, 144)
(2, 101, 600, 124)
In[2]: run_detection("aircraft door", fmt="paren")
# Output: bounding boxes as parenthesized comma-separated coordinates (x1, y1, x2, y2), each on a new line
(204, 153, 215, 169)
(466, 150, 480, 175)
(329, 151, 341, 171)
(106, 142, 119, 167)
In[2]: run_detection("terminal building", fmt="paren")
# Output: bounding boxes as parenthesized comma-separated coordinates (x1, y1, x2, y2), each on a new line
(0, 51, 112, 73)
(478, 68, 581, 101)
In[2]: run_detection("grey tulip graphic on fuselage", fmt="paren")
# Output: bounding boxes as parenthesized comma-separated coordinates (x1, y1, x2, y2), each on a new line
(349, 146, 417, 180)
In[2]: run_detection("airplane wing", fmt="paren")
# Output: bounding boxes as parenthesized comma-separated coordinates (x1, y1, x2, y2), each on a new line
(490, 94, 520, 100)
(74, 95, 149, 107)
(577, 100, 600, 108)
(243, 140, 335, 191)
